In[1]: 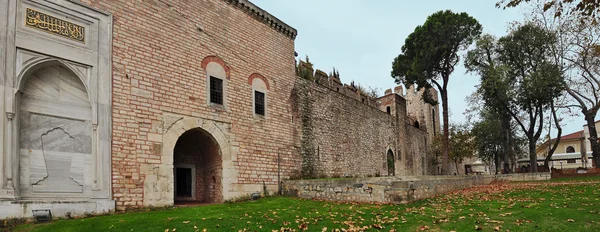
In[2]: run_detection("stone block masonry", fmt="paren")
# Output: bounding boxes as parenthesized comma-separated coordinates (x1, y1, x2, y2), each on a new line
(292, 76, 436, 178)
(292, 78, 398, 178)
(283, 176, 496, 204)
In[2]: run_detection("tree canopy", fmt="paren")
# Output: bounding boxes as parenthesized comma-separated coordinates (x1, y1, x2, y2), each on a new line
(497, 0, 600, 19)
(465, 23, 565, 172)
(391, 10, 482, 174)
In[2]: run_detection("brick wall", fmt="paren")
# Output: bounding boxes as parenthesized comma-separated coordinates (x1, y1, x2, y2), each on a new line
(79, 0, 300, 210)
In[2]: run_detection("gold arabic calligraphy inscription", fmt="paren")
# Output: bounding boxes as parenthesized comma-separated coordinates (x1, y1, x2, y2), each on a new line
(25, 8, 85, 43)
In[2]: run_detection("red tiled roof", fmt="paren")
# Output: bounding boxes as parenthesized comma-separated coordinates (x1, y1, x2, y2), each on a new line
(560, 130, 584, 140)
(536, 130, 583, 153)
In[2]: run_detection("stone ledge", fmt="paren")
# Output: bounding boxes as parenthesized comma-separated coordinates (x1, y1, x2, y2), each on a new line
(0, 199, 115, 219)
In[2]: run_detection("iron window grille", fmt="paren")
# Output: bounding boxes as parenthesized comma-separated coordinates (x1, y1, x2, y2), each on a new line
(210, 76, 223, 105)
(255, 91, 265, 116)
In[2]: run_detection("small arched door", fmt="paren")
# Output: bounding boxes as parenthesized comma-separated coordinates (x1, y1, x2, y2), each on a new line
(387, 149, 395, 176)
(173, 128, 222, 204)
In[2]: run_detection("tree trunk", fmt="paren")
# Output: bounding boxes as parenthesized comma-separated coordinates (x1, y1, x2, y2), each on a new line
(501, 112, 512, 173)
(508, 128, 516, 171)
(545, 101, 562, 168)
(494, 151, 500, 175)
(585, 113, 600, 167)
(529, 140, 538, 173)
(441, 89, 450, 174)
(455, 161, 460, 175)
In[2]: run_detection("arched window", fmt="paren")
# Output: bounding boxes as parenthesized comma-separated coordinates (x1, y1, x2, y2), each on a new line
(386, 106, 391, 114)
(566, 146, 576, 153)
(387, 149, 395, 176)
(432, 109, 436, 134)
(414, 121, 420, 129)
(201, 56, 229, 108)
(249, 73, 269, 116)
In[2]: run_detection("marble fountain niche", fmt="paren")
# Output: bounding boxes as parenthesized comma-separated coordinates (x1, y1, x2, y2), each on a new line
(19, 64, 92, 196)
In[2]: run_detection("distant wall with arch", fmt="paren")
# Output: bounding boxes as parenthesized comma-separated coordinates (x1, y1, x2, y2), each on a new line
(292, 78, 433, 178)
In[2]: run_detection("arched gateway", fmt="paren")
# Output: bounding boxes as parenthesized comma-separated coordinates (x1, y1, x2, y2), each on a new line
(173, 128, 222, 204)
(143, 115, 235, 207)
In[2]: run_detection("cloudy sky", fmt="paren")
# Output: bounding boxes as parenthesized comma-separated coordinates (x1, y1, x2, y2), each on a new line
(253, 0, 593, 136)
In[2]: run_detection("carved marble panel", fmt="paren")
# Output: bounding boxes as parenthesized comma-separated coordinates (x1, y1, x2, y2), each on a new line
(19, 64, 92, 195)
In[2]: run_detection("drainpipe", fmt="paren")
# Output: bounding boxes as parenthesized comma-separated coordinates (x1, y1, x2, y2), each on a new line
(277, 148, 281, 195)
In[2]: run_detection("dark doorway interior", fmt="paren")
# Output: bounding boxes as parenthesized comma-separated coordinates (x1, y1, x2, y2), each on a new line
(176, 167, 192, 197)
(387, 149, 395, 176)
(173, 128, 222, 204)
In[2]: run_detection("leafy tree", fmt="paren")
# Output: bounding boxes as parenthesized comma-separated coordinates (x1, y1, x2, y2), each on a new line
(498, 24, 565, 172)
(466, 25, 565, 172)
(391, 10, 482, 174)
(465, 34, 515, 173)
(526, 2, 600, 167)
(431, 124, 476, 174)
(296, 56, 314, 81)
(497, 0, 600, 19)
(471, 111, 504, 174)
(448, 124, 476, 174)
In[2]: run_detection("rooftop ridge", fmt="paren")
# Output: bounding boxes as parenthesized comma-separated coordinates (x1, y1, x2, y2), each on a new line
(225, 0, 298, 40)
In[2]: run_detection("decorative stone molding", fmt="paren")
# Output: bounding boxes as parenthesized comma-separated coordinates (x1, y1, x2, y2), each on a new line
(5, 112, 14, 121)
(224, 0, 297, 40)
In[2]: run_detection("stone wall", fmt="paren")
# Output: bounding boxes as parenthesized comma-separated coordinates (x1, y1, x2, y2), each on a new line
(495, 172, 551, 181)
(292, 78, 400, 178)
(405, 85, 440, 144)
(283, 175, 495, 204)
(292, 77, 436, 178)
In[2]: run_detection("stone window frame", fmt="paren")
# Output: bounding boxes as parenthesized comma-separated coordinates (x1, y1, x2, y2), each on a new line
(248, 73, 270, 118)
(201, 56, 230, 110)
(174, 163, 196, 200)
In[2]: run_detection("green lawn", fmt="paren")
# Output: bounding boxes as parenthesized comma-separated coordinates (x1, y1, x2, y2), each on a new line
(14, 177, 600, 232)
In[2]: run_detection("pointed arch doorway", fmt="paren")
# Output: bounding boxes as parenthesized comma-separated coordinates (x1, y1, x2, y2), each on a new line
(173, 128, 222, 204)
(387, 149, 395, 176)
